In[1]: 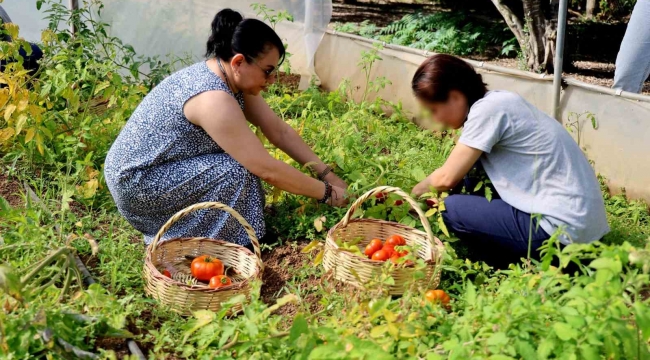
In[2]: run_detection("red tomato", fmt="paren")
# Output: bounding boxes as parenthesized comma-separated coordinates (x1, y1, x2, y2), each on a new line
(426, 198, 438, 208)
(208, 275, 232, 288)
(385, 235, 406, 247)
(390, 253, 401, 265)
(191, 255, 224, 281)
(395, 199, 404, 206)
(375, 192, 387, 203)
(364, 239, 383, 257)
(371, 249, 390, 261)
(424, 289, 450, 305)
(382, 244, 395, 257)
(162, 269, 171, 278)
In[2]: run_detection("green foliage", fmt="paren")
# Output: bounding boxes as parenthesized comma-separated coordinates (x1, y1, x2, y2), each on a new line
(0, 2, 649, 359)
(334, 12, 515, 57)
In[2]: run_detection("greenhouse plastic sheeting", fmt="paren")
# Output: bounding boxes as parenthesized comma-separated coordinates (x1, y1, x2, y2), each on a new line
(2, 0, 332, 77)
(315, 32, 650, 202)
(99, 0, 331, 77)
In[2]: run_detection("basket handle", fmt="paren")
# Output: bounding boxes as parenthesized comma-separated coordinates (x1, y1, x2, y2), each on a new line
(339, 186, 436, 247)
(149, 202, 262, 269)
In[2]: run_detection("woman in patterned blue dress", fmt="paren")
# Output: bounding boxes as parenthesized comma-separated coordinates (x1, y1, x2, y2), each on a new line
(104, 9, 348, 249)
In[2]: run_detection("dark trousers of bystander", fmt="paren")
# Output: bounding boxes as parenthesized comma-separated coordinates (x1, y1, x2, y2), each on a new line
(441, 163, 552, 269)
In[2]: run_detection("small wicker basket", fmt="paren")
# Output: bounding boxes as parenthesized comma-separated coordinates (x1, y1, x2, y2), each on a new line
(323, 186, 445, 295)
(143, 202, 263, 316)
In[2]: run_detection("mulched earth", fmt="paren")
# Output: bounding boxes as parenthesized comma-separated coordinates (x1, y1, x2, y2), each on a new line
(0, 172, 24, 208)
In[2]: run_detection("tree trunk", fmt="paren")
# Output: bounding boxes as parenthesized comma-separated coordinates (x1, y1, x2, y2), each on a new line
(586, 0, 597, 18)
(491, 0, 559, 73)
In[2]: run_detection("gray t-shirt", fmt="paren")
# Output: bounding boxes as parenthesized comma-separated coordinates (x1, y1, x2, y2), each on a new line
(459, 90, 609, 244)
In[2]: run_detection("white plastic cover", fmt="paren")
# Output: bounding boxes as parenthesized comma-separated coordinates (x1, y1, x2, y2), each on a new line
(3, 0, 332, 76)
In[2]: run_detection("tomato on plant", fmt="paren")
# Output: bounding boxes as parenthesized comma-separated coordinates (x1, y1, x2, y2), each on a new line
(375, 192, 387, 203)
(385, 235, 406, 247)
(364, 239, 383, 257)
(424, 289, 450, 305)
(426, 198, 438, 208)
(208, 275, 232, 288)
(191, 255, 224, 281)
(371, 249, 390, 261)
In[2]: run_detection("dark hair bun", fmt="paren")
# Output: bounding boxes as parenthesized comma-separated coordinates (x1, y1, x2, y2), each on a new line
(206, 9, 244, 60)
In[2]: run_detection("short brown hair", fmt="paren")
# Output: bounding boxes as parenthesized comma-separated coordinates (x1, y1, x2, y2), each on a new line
(412, 54, 488, 107)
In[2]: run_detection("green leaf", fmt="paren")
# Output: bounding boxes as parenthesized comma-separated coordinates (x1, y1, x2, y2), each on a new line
(634, 302, 650, 342)
(465, 280, 476, 307)
(369, 297, 391, 320)
(553, 322, 578, 341)
(217, 326, 236, 348)
(309, 344, 346, 359)
(579, 344, 600, 360)
(588, 258, 622, 274)
(427, 354, 444, 360)
(485, 187, 493, 202)
(473, 181, 483, 192)
(537, 338, 554, 359)
(0, 264, 24, 301)
(289, 313, 308, 343)
(489, 356, 516, 360)
(487, 332, 508, 346)
(515, 339, 537, 360)
(370, 324, 388, 338)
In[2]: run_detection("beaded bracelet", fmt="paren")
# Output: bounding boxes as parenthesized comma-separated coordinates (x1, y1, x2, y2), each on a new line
(317, 166, 333, 181)
(318, 181, 332, 204)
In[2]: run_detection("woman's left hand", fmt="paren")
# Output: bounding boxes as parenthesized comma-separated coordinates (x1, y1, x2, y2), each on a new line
(324, 172, 348, 190)
(412, 177, 433, 198)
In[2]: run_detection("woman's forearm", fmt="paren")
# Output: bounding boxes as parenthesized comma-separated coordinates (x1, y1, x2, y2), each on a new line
(269, 123, 329, 174)
(260, 158, 326, 200)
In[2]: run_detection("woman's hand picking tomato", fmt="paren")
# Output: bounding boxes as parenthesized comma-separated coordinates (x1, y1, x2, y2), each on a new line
(209, 275, 232, 288)
(364, 239, 384, 257)
(191, 255, 224, 281)
(371, 249, 390, 261)
(424, 289, 450, 305)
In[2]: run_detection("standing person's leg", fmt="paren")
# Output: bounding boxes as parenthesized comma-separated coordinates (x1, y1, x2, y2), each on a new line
(441, 195, 550, 269)
(613, 0, 650, 93)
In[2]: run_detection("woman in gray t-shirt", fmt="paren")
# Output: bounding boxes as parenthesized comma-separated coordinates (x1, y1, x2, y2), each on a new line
(410, 54, 609, 268)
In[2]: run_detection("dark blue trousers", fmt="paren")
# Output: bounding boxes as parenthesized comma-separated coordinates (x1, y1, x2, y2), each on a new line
(0, 42, 43, 74)
(442, 164, 550, 268)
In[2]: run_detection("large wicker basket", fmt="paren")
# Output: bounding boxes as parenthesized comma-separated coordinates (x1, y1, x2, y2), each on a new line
(143, 202, 263, 316)
(323, 186, 445, 295)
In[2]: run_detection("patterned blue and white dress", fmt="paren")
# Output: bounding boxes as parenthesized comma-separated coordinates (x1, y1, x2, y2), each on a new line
(104, 61, 265, 246)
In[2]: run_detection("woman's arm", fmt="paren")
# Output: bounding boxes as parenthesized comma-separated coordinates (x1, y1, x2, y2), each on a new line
(412, 143, 483, 197)
(243, 94, 348, 189)
(184, 91, 347, 206)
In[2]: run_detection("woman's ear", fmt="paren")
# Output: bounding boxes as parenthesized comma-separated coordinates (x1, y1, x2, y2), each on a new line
(230, 54, 245, 73)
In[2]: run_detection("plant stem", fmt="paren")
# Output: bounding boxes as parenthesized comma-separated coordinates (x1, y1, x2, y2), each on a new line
(20, 247, 69, 285)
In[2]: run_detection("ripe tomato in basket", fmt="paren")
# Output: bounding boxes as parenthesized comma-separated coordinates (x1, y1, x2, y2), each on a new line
(385, 235, 406, 247)
(191, 255, 224, 281)
(209, 275, 232, 288)
(364, 239, 383, 257)
(371, 249, 390, 261)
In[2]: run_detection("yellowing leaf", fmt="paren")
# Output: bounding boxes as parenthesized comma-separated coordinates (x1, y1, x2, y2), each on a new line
(24, 128, 35, 143)
(370, 324, 388, 338)
(313, 249, 324, 266)
(301, 240, 322, 253)
(383, 309, 397, 322)
(387, 323, 399, 338)
(438, 200, 446, 212)
(4, 104, 16, 121)
(314, 216, 324, 232)
(14, 114, 27, 135)
(425, 208, 437, 217)
(438, 216, 450, 237)
(4, 23, 19, 41)
(0, 128, 15, 143)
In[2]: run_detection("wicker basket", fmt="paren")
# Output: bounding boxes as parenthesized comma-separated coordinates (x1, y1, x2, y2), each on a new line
(143, 202, 263, 316)
(323, 186, 445, 295)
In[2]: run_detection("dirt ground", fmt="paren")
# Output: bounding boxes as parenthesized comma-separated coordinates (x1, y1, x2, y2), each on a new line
(331, 0, 650, 95)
